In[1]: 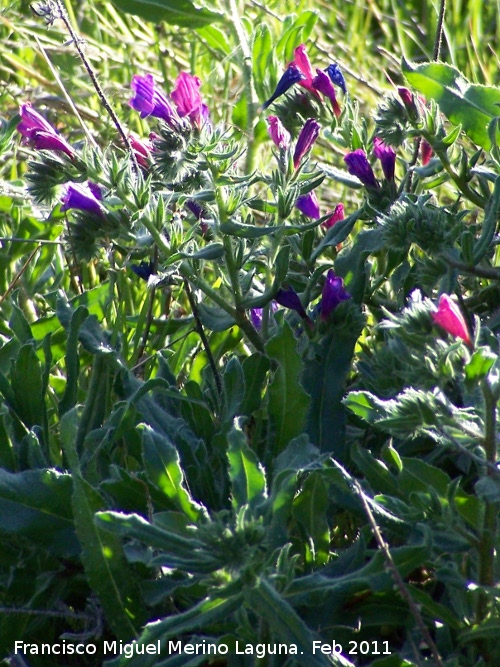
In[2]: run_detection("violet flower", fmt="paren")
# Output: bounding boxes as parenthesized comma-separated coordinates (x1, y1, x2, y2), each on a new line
(250, 303, 278, 330)
(61, 182, 104, 216)
(344, 150, 378, 189)
(275, 285, 309, 320)
(129, 74, 178, 125)
(432, 294, 471, 346)
(320, 270, 350, 320)
(171, 72, 208, 127)
(131, 261, 155, 281)
(261, 65, 305, 110)
(296, 190, 320, 219)
(325, 63, 347, 95)
(312, 69, 341, 118)
(17, 103, 74, 158)
(267, 116, 291, 150)
(293, 118, 320, 169)
(373, 137, 396, 181)
(323, 203, 345, 229)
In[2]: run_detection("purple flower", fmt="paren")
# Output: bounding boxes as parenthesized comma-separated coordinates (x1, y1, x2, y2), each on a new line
(320, 270, 350, 320)
(293, 118, 321, 169)
(17, 103, 74, 158)
(373, 137, 396, 181)
(250, 303, 278, 330)
(61, 182, 104, 216)
(323, 203, 345, 230)
(171, 72, 208, 127)
(129, 74, 178, 125)
(131, 261, 155, 281)
(275, 285, 309, 320)
(261, 65, 305, 110)
(267, 116, 291, 150)
(344, 150, 378, 189)
(312, 69, 341, 118)
(421, 140, 433, 166)
(325, 63, 347, 95)
(296, 190, 320, 219)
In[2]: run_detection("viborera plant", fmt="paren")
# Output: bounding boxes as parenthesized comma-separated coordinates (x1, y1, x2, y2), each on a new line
(2, 1, 500, 666)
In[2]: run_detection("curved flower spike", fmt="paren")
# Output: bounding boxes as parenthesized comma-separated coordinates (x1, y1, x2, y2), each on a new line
(17, 103, 75, 158)
(261, 65, 305, 110)
(432, 294, 472, 346)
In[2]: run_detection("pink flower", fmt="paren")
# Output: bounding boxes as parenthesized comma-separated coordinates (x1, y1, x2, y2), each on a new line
(128, 134, 154, 168)
(323, 203, 345, 229)
(290, 44, 321, 99)
(421, 140, 433, 166)
(171, 72, 209, 127)
(17, 103, 74, 158)
(267, 116, 291, 149)
(312, 69, 341, 118)
(432, 294, 471, 346)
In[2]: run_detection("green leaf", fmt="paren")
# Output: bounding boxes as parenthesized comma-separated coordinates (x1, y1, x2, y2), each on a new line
(140, 424, 204, 522)
(293, 472, 330, 565)
(266, 322, 310, 454)
(0, 468, 78, 557)
(197, 303, 237, 331)
(240, 352, 270, 415)
(58, 305, 87, 417)
(464, 346, 497, 388)
(303, 307, 363, 458)
(403, 58, 500, 150)
(10, 343, 46, 433)
(60, 410, 145, 640)
(103, 596, 242, 667)
(244, 578, 350, 667)
(109, 0, 223, 28)
(222, 357, 245, 422)
(227, 424, 267, 510)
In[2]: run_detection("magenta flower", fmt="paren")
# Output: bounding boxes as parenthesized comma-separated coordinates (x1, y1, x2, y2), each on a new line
(128, 134, 153, 168)
(397, 86, 414, 109)
(432, 294, 471, 346)
(261, 65, 305, 110)
(17, 103, 74, 158)
(129, 74, 178, 125)
(320, 270, 350, 320)
(312, 69, 341, 118)
(293, 118, 320, 169)
(323, 203, 345, 230)
(373, 137, 396, 181)
(61, 182, 104, 216)
(296, 190, 320, 219)
(171, 72, 208, 127)
(290, 44, 320, 99)
(344, 150, 378, 189)
(267, 116, 291, 150)
(421, 140, 433, 166)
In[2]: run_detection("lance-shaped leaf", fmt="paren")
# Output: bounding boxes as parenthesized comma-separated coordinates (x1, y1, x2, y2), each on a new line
(403, 58, 500, 150)
(227, 424, 267, 510)
(110, 0, 223, 28)
(266, 322, 310, 454)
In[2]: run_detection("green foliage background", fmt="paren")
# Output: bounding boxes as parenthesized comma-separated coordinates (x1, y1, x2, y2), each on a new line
(1, 1, 500, 666)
